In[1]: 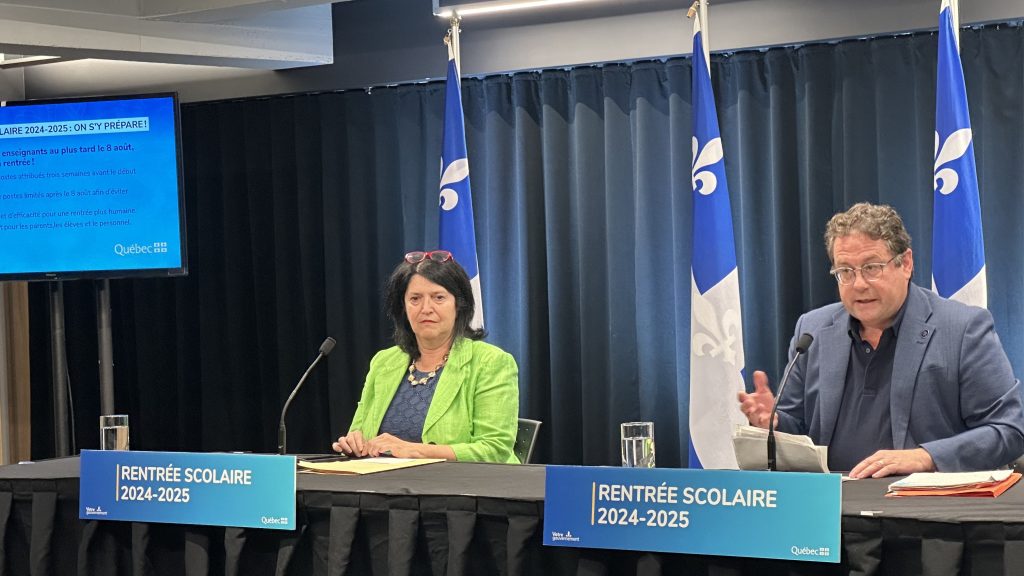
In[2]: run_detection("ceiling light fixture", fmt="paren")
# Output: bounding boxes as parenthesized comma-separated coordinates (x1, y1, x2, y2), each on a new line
(0, 54, 63, 69)
(433, 0, 603, 18)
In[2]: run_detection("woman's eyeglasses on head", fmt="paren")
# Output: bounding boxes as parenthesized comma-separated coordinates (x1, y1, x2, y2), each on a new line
(404, 250, 453, 264)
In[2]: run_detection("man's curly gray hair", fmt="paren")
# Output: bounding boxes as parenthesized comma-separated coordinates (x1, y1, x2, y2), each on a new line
(824, 203, 912, 264)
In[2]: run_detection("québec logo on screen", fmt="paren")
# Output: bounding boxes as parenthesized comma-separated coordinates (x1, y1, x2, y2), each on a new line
(113, 241, 168, 256)
(790, 545, 829, 557)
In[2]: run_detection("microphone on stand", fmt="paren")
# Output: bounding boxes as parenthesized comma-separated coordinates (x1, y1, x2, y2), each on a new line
(278, 337, 336, 455)
(767, 333, 813, 472)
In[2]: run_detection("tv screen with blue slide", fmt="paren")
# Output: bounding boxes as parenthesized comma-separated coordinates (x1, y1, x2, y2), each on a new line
(0, 93, 187, 280)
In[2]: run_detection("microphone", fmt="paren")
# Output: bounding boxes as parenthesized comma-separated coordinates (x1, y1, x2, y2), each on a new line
(767, 333, 813, 472)
(278, 337, 336, 455)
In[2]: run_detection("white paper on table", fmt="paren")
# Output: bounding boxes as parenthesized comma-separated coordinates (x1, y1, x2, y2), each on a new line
(732, 425, 829, 473)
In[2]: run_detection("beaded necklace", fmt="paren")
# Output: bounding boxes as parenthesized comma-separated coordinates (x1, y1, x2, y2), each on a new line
(407, 354, 449, 386)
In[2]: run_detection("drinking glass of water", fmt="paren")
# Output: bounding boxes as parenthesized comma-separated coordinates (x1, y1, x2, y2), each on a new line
(100, 414, 130, 450)
(620, 421, 655, 468)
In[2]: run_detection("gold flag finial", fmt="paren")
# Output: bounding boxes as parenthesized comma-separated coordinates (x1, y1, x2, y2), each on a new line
(445, 13, 462, 47)
(686, 1, 699, 19)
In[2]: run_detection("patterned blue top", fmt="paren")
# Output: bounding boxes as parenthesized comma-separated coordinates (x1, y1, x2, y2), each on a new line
(379, 366, 445, 442)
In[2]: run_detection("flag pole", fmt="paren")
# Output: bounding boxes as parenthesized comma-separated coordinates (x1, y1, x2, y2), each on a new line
(687, 1, 710, 65)
(950, 0, 960, 48)
(699, 0, 709, 63)
(446, 14, 462, 75)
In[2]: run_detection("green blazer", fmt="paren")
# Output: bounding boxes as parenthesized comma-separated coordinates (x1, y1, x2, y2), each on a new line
(348, 338, 520, 463)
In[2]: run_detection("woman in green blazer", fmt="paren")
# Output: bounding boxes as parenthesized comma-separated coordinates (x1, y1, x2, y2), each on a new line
(332, 250, 520, 463)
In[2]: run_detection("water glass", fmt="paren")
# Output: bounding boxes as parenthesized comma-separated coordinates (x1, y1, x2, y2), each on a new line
(620, 421, 655, 468)
(100, 414, 130, 450)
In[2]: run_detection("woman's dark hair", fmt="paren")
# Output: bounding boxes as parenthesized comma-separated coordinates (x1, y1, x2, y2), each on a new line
(384, 256, 485, 358)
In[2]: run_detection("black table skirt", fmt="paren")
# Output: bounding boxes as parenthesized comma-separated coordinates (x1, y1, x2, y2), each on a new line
(2, 457, 1023, 576)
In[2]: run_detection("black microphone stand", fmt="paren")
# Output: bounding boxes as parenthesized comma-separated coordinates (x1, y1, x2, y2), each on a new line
(278, 337, 336, 455)
(767, 333, 813, 471)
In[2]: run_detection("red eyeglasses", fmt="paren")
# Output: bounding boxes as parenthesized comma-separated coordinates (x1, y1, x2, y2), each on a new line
(404, 250, 453, 264)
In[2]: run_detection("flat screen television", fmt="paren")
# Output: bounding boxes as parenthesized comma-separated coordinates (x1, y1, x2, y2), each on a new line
(0, 92, 187, 281)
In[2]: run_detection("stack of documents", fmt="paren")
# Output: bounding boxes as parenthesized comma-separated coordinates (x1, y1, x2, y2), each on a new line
(732, 425, 829, 473)
(298, 457, 444, 475)
(886, 470, 1021, 497)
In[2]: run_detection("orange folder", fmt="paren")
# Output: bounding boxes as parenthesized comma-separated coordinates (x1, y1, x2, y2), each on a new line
(886, 472, 1021, 498)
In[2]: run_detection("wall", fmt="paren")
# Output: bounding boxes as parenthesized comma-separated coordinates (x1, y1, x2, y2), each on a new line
(9, 0, 1024, 102)
(0, 67, 25, 102)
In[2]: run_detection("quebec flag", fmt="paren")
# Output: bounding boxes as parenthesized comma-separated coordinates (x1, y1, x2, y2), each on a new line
(438, 37, 485, 328)
(933, 0, 986, 307)
(688, 10, 745, 470)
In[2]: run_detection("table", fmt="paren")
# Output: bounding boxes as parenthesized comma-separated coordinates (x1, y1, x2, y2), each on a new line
(1, 457, 1022, 575)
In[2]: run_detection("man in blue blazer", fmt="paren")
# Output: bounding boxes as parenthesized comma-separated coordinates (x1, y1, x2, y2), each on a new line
(738, 203, 1024, 478)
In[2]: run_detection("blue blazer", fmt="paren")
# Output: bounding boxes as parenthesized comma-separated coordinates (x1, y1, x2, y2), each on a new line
(776, 283, 1024, 471)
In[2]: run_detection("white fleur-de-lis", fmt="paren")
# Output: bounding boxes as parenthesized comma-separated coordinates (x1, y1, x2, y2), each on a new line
(692, 136, 723, 196)
(690, 293, 741, 368)
(439, 158, 469, 210)
(933, 128, 972, 196)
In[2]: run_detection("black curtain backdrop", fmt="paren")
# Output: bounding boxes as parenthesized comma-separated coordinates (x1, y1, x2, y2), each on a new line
(28, 22, 1024, 468)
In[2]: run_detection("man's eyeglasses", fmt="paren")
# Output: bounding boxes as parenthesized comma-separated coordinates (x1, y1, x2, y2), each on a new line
(830, 252, 903, 286)
(404, 250, 453, 264)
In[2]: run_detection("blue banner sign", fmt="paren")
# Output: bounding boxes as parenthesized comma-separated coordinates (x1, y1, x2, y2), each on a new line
(80, 450, 296, 530)
(544, 466, 840, 563)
